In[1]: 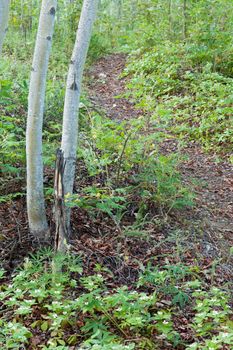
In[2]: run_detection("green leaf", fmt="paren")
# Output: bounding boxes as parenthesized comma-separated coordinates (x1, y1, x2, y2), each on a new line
(41, 321, 49, 332)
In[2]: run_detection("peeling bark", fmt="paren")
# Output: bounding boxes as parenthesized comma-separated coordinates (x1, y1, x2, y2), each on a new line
(54, 149, 69, 253)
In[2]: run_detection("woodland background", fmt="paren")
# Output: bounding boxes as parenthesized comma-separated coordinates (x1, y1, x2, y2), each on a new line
(0, 1, 233, 349)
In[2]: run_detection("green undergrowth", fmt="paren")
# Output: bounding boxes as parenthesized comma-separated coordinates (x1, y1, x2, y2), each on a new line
(66, 111, 194, 229)
(123, 43, 233, 156)
(0, 3, 111, 183)
(0, 250, 232, 349)
(1, 45, 194, 217)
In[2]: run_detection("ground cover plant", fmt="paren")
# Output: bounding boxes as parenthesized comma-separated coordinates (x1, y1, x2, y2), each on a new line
(0, 1, 233, 349)
(123, 44, 233, 155)
(0, 251, 233, 349)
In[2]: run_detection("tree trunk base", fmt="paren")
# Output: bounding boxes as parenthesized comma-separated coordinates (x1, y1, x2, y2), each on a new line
(54, 149, 69, 253)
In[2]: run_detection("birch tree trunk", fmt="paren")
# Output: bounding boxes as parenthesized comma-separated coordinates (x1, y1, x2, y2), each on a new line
(26, 0, 57, 239)
(54, 149, 68, 252)
(61, 0, 99, 234)
(168, 0, 172, 39)
(117, 0, 122, 19)
(183, 0, 187, 41)
(0, 0, 10, 55)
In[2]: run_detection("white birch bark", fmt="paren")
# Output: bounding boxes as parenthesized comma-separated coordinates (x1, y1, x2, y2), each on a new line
(61, 0, 99, 232)
(117, 0, 122, 19)
(0, 0, 10, 55)
(26, 0, 57, 239)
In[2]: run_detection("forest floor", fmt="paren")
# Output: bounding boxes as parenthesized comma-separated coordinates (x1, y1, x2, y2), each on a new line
(0, 53, 232, 288)
(86, 53, 233, 285)
(0, 53, 233, 350)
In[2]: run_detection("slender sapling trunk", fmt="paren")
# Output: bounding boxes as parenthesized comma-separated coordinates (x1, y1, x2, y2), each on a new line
(61, 0, 99, 235)
(26, 0, 57, 239)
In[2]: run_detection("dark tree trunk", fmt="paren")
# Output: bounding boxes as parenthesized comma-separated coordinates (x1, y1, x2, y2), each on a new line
(54, 149, 69, 252)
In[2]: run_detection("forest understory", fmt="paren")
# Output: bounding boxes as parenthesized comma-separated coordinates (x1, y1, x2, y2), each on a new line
(1, 1, 233, 349)
(1, 53, 233, 350)
(1, 53, 232, 283)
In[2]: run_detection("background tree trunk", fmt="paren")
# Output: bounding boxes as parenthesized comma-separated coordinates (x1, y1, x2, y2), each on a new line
(117, 0, 122, 19)
(26, 0, 57, 239)
(168, 0, 172, 39)
(183, 0, 187, 41)
(0, 0, 10, 55)
(61, 0, 99, 235)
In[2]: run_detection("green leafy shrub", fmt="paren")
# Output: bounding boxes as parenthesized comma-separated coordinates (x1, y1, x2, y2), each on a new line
(76, 112, 193, 225)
